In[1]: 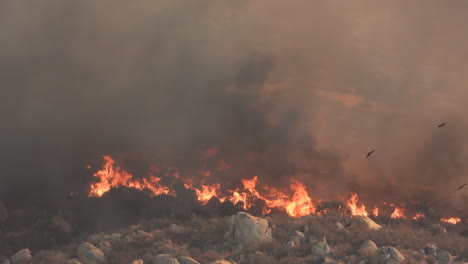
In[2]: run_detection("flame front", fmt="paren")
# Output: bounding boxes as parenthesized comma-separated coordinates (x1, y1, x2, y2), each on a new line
(391, 207, 406, 219)
(346, 193, 368, 216)
(440, 217, 461, 224)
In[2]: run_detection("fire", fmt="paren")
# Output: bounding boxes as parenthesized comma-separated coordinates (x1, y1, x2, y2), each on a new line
(373, 206, 379, 217)
(440, 217, 461, 225)
(391, 207, 406, 219)
(194, 184, 222, 204)
(346, 193, 368, 216)
(89, 156, 170, 197)
(413, 213, 425, 220)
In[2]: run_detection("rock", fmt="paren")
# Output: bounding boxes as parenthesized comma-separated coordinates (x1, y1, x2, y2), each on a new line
(430, 224, 447, 235)
(65, 260, 82, 264)
(131, 260, 144, 264)
(311, 237, 332, 258)
(10, 249, 32, 264)
(359, 240, 378, 256)
(136, 230, 153, 239)
(111, 233, 121, 240)
(437, 251, 453, 264)
(77, 242, 107, 264)
(378, 246, 404, 264)
(211, 261, 231, 264)
(153, 254, 180, 264)
(224, 212, 272, 247)
(31, 250, 68, 264)
(0, 256, 10, 264)
(178, 256, 201, 264)
(168, 224, 185, 233)
(0, 201, 7, 224)
(360, 216, 382, 230)
(98, 241, 112, 253)
(335, 222, 345, 230)
(423, 244, 438, 257)
(323, 255, 338, 264)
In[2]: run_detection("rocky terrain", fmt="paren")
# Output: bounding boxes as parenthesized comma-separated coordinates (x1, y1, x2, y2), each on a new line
(1, 198, 468, 264)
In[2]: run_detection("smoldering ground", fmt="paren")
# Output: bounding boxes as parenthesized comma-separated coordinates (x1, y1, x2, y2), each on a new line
(1, 0, 468, 216)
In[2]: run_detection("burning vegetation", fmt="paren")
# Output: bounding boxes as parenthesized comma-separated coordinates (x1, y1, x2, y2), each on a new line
(87, 155, 467, 225)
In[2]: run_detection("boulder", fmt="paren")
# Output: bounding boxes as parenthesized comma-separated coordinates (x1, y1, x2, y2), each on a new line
(224, 212, 272, 247)
(131, 260, 144, 264)
(211, 261, 231, 264)
(0, 256, 10, 264)
(422, 244, 438, 257)
(153, 254, 180, 264)
(437, 251, 453, 264)
(288, 231, 305, 246)
(65, 260, 82, 264)
(111, 233, 121, 240)
(359, 240, 378, 256)
(178, 256, 201, 264)
(168, 224, 185, 233)
(311, 237, 332, 258)
(360, 216, 382, 230)
(10, 249, 32, 264)
(0, 201, 7, 224)
(77, 242, 107, 264)
(378, 246, 404, 264)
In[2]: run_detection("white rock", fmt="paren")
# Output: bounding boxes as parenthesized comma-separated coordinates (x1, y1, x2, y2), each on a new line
(360, 216, 382, 230)
(111, 233, 121, 240)
(10, 249, 32, 264)
(77, 242, 107, 264)
(153, 254, 180, 264)
(224, 212, 272, 247)
(178, 256, 201, 264)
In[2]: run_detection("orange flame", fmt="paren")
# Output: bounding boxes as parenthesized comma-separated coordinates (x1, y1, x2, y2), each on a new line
(391, 207, 406, 219)
(89, 156, 170, 197)
(413, 213, 425, 220)
(440, 217, 461, 224)
(372, 206, 379, 217)
(346, 193, 368, 217)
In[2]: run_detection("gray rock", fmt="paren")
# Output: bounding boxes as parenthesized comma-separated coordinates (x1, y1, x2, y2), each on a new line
(423, 244, 438, 257)
(211, 261, 231, 264)
(224, 212, 272, 247)
(311, 237, 332, 258)
(0, 256, 10, 264)
(77, 242, 107, 264)
(153, 254, 180, 264)
(10, 249, 32, 264)
(178, 256, 201, 264)
(111, 233, 121, 240)
(437, 251, 453, 264)
(359, 240, 378, 256)
(378, 246, 404, 263)
(98, 240, 112, 254)
(0, 201, 7, 224)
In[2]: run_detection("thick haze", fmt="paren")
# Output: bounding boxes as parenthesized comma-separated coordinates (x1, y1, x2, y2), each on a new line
(1, 0, 468, 213)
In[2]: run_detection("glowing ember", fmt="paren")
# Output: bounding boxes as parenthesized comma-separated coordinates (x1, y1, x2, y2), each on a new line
(391, 207, 406, 219)
(346, 193, 368, 217)
(372, 206, 379, 217)
(413, 213, 425, 220)
(440, 217, 461, 224)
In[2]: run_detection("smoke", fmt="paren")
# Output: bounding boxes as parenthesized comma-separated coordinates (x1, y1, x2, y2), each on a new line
(1, 0, 468, 214)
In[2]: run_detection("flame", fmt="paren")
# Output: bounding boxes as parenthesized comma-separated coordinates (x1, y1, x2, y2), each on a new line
(346, 193, 368, 216)
(89, 156, 170, 197)
(372, 206, 379, 217)
(391, 207, 406, 219)
(440, 217, 461, 224)
(413, 213, 425, 220)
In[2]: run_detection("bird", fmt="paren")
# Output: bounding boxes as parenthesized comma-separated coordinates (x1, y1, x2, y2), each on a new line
(437, 122, 446, 127)
(366, 150, 375, 158)
(345, 222, 351, 227)
(458, 184, 466, 191)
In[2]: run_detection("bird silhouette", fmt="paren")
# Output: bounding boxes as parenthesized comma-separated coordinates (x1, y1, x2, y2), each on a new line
(366, 150, 375, 158)
(437, 122, 446, 127)
(458, 184, 466, 191)
(345, 222, 351, 227)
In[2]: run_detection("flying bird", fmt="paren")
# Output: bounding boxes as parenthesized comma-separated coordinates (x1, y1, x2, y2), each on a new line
(345, 222, 351, 227)
(458, 184, 466, 191)
(366, 150, 375, 158)
(437, 122, 446, 127)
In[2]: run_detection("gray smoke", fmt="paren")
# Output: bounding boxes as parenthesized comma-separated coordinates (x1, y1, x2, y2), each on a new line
(1, 0, 468, 214)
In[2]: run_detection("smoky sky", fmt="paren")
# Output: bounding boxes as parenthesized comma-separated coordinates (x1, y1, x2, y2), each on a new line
(1, 0, 468, 212)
